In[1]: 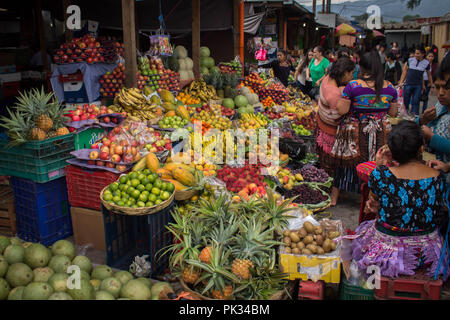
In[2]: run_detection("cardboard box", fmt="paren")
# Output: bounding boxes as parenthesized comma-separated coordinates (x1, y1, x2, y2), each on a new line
(70, 207, 106, 251)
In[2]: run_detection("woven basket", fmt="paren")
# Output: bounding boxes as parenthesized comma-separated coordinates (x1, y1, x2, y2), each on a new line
(100, 184, 175, 216)
(174, 188, 199, 201)
(179, 278, 294, 300)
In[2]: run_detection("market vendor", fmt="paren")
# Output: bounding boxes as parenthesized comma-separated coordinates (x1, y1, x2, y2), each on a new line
(342, 121, 449, 280)
(258, 49, 295, 87)
(306, 46, 330, 98)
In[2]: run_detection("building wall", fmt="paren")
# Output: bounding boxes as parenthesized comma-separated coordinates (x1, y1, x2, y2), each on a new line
(432, 22, 449, 63)
(386, 32, 421, 49)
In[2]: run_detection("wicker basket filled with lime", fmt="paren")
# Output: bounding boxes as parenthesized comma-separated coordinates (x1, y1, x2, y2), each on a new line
(101, 169, 175, 215)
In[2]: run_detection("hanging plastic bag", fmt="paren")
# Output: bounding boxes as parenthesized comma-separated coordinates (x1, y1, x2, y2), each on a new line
(255, 47, 267, 61)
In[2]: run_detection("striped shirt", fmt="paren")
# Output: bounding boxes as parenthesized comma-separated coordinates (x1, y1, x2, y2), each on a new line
(406, 57, 430, 86)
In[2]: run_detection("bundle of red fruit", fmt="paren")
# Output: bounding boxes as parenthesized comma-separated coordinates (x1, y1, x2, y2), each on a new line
(98, 39, 124, 63)
(136, 71, 148, 90)
(218, 64, 234, 74)
(241, 73, 265, 93)
(216, 163, 267, 194)
(264, 110, 296, 121)
(100, 63, 125, 98)
(295, 116, 316, 132)
(53, 34, 121, 65)
(221, 106, 235, 117)
(158, 69, 180, 92)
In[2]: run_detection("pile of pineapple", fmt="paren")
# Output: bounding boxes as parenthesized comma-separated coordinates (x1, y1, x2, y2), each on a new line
(163, 189, 294, 300)
(0, 88, 70, 145)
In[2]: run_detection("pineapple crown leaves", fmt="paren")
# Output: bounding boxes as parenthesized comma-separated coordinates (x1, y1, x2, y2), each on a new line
(207, 215, 239, 248)
(259, 188, 297, 235)
(0, 108, 33, 147)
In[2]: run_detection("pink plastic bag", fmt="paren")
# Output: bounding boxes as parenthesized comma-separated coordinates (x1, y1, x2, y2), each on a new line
(255, 48, 267, 61)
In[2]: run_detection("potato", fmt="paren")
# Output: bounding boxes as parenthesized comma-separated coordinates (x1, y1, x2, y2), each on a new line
(292, 248, 300, 255)
(283, 230, 291, 237)
(306, 244, 318, 254)
(297, 242, 305, 250)
(314, 226, 323, 235)
(303, 221, 314, 234)
(301, 248, 312, 255)
(303, 235, 314, 245)
(289, 232, 300, 243)
(298, 228, 307, 238)
(315, 235, 324, 246)
(312, 241, 317, 246)
(285, 247, 292, 254)
(330, 242, 336, 251)
(290, 242, 297, 249)
(322, 239, 332, 253)
(316, 247, 325, 255)
(283, 237, 291, 246)
(329, 231, 340, 239)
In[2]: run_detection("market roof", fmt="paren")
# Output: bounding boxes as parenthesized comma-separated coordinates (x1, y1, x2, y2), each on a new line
(245, 0, 312, 15)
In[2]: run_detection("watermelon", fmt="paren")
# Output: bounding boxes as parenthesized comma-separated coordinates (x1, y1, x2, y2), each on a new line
(222, 98, 235, 109)
(200, 46, 210, 58)
(234, 95, 248, 109)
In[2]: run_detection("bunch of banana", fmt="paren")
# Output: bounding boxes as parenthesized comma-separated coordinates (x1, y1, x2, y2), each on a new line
(114, 87, 158, 121)
(183, 79, 219, 102)
(239, 113, 269, 129)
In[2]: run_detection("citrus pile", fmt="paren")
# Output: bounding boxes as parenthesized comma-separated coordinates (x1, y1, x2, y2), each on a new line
(102, 170, 174, 208)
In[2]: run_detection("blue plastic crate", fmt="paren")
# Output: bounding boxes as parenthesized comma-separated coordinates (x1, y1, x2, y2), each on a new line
(10, 176, 73, 246)
(102, 202, 174, 278)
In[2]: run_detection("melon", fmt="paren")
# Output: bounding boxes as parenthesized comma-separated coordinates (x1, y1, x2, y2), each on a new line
(48, 255, 71, 273)
(50, 240, 75, 260)
(6, 263, 34, 287)
(80, 270, 91, 281)
(136, 277, 152, 289)
(0, 236, 11, 254)
(205, 57, 215, 69)
(120, 279, 151, 300)
(222, 98, 235, 109)
(0, 256, 8, 277)
(114, 271, 134, 285)
(33, 267, 54, 283)
(210, 66, 221, 74)
(22, 282, 53, 300)
(150, 282, 174, 300)
(48, 292, 73, 300)
(48, 273, 69, 292)
(185, 57, 193, 70)
(200, 67, 209, 75)
(7, 286, 24, 300)
(67, 279, 95, 300)
(178, 59, 187, 71)
(9, 237, 22, 246)
(200, 56, 208, 68)
(180, 70, 190, 81)
(72, 256, 92, 274)
(90, 279, 101, 291)
(24, 243, 51, 269)
(91, 265, 113, 281)
(0, 278, 10, 300)
(96, 290, 115, 300)
(100, 277, 122, 298)
(4, 245, 25, 264)
(188, 71, 195, 79)
(200, 46, 210, 57)
(174, 45, 188, 59)
(234, 95, 249, 108)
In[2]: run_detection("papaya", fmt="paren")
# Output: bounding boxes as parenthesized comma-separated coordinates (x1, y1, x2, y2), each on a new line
(160, 89, 175, 104)
(132, 156, 147, 172)
(172, 168, 196, 187)
(163, 163, 196, 175)
(145, 153, 160, 172)
(165, 179, 188, 191)
(175, 106, 190, 121)
(156, 168, 172, 180)
(162, 102, 177, 111)
(165, 111, 176, 117)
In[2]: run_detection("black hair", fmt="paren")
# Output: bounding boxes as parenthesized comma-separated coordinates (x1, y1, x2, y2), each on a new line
(359, 50, 384, 102)
(387, 120, 424, 164)
(278, 49, 288, 56)
(415, 46, 426, 55)
(337, 47, 351, 59)
(386, 52, 396, 61)
(299, 49, 313, 74)
(329, 57, 355, 87)
(438, 53, 450, 78)
(314, 46, 324, 54)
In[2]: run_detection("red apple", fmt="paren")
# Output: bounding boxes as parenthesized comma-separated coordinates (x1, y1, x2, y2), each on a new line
(89, 150, 99, 160)
(99, 152, 110, 161)
(71, 115, 80, 121)
(96, 161, 105, 167)
(111, 154, 121, 163)
(102, 138, 111, 147)
(100, 146, 110, 154)
(91, 143, 99, 149)
(123, 153, 134, 164)
(114, 145, 123, 155)
(87, 160, 95, 165)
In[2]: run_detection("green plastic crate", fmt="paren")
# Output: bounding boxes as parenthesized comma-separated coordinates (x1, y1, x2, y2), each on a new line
(0, 134, 74, 183)
(74, 127, 107, 150)
(340, 279, 375, 300)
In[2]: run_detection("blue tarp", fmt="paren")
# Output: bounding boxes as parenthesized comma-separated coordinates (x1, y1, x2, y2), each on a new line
(50, 62, 117, 103)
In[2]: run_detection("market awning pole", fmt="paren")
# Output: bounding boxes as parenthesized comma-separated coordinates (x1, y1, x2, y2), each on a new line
(35, 0, 48, 74)
(122, 0, 137, 88)
(192, 0, 200, 78)
(239, 0, 244, 68)
(233, 0, 240, 58)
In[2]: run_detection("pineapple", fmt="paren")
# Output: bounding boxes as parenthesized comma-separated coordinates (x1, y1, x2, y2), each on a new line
(181, 266, 200, 284)
(36, 114, 53, 132)
(199, 247, 211, 264)
(56, 127, 70, 136)
(231, 259, 254, 280)
(211, 285, 233, 300)
(30, 128, 46, 141)
(46, 131, 58, 139)
(0, 109, 32, 146)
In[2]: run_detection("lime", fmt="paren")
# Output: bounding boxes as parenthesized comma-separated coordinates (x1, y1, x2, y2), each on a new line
(126, 180, 132, 186)
(142, 190, 150, 196)
(119, 176, 128, 184)
(116, 200, 125, 206)
(153, 179, 162, 189)
(119, 184, 126, 191)
(137, 201, 146, 208)
(146, 201, 155, 207)
(126, 200, 134, 207)
(113, 190, 121, 197)
(137, 184, 146, 192)
(160, 191, 170, 201)
(131, 179, 140, 188)
(128, 197, 136, 205)
(122, 185, 129, 193)
(139, 193, 148, 202)
(138, 174, 146, 182)
(141, 177, 150, 186)
(131, 205, 138, 208)
(148, 194, 157, 202)
(143, 169, 151, 175)
(147, 175, 156, 183)
(145, 183, 153, 191)
(112, 195, 121, 202)
(151, 173, 158, 181)
(109, 182, 119, 192)
(166, 183, 175, 193)
(160, 182, 167, 191)
(129, 172, 138, 180)
(127, 187, 136, 195)
(104, 189, 112, 195)
(151, 187, 161, 195)
(155, 199, 162, 205)
(103, 193, 113, 201)
(132, 190, 141, 199)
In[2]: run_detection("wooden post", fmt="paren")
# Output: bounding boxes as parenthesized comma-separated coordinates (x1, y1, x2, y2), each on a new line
(35, 0, 48, 73)
(192, 0, 200, 78)
(135, 1, 140, 52)
(233, 0, 240, 58)
(122, 0, 137, 88)
(312, 0, 317, 17)
(322, 0, 325, 13)
(239, 0, 244, 66)
(63, 0, 73, 43)
(279, 9, 284, 49)
(283, 20, 287, 50)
